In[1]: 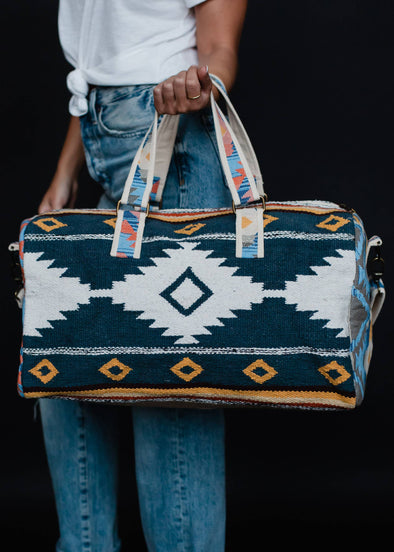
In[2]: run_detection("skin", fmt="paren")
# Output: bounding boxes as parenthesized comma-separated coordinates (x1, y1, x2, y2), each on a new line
(38, 0, 248, 214)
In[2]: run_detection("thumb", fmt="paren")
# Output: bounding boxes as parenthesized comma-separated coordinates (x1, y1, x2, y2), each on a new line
(38, 199, 51, 214)
(197, 65, 212, 92)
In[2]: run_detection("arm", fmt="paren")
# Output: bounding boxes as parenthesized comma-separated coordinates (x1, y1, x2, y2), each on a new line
(38, 115, 85, 213)
(195, 0, 247, 94)
(153, 0, 248, 114)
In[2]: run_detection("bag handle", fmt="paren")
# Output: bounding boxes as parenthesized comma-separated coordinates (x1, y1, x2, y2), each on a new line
(209, 74, 264, 199)
(149, 74, 265, 207)
(111, 77, 265, 259)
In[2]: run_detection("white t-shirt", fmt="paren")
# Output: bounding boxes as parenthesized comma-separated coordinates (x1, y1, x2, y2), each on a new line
(58, 0, 206, 116)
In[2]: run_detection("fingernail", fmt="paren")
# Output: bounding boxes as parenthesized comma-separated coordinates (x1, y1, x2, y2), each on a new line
(205, 65, 209, 73)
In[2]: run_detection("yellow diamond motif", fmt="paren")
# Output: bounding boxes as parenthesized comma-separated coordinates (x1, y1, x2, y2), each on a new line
(316, 215, 350, 232)
(29, 359, 59, 384)
(103, 217, 117, 228)
(243, 360, 277, 384)
(99, 358, 132, 381)
(174, 223, 206, 235)
(170, 357, 203, 382)
(318, 361, 351, 386)
(33, 217, 68, 232)
(263, 214, 279, 228)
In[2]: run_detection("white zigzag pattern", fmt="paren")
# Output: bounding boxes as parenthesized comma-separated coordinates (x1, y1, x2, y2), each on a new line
(23, 346, 350, 356)
(23, 245, 355, 342)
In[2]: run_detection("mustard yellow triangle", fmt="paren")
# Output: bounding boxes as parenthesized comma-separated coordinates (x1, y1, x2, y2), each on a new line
(242, 217, 253, 229)
(103, 217, 117, 228)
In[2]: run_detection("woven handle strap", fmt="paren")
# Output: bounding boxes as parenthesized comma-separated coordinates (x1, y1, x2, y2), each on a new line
(151, 75, 265, 206)
(209, 74, 264, 200)
(111, 79, 265, 259)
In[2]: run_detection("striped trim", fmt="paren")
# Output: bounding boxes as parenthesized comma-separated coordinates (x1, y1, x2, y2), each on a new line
(24, 231, 354, 243)
(22, 386, 356, 408)
(25, 234, 114, 241)
(40, 395, 347, 410)
(23, 346, 350, 356)
(262, 231, 353, 240)
(143, 206, 348, 221)
(266, 205, 345, 215)
(29, 203, 348, 222)
(148, 208, 231, 221)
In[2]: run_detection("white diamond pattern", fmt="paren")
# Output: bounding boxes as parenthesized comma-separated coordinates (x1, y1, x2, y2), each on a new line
(23, 243, 355, 344)
(169, 278, 204, 310)
(108, 242, 265, 344)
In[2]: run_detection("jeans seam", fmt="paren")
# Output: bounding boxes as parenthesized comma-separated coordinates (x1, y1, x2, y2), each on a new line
(77, 403, 92, 552)
(82, 90, 111, 189)
(92, 126, 112, 189)
(172, 409, 191, 552)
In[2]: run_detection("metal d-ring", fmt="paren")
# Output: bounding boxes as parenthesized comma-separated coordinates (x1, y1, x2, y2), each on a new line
(117, 201, 150, 216)
(232, 194, 267, 214)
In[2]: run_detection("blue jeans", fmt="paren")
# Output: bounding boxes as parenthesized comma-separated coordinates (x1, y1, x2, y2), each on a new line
(39, 84, 232, 552)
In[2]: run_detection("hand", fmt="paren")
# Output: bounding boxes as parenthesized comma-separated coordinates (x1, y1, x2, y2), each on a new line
(38, 173, 78, 214)
(153, 65, 212, 115)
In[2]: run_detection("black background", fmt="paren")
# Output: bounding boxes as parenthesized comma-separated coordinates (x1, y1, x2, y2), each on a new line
(1, 1, 393, 550)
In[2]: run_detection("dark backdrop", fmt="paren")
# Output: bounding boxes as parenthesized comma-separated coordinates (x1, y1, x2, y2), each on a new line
(1, 1, 393, 550)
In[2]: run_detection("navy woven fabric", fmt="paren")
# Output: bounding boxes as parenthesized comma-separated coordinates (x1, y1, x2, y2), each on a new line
(18, 203, 375, 410)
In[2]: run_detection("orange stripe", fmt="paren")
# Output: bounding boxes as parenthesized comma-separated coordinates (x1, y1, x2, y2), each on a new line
(35, 204, 348, 223)
(23, 387, 356, 408)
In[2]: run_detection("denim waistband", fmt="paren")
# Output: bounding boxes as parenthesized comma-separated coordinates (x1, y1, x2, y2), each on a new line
(88, 83, 156, 105)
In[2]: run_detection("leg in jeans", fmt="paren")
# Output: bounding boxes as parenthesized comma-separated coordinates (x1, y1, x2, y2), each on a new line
(39, 399, 122, 552)
(133, 407, 226, 552)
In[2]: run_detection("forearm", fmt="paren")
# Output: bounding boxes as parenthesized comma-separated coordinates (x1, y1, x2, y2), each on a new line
(55, 116, 85, 179)
(197, 46, 238, 98)
(195, 0, 247, 96)
(152, 0, 247, 115)
(38, 116, 84, 213)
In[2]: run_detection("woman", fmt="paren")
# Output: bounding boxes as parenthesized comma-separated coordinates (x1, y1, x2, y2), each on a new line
(38, 1, 248, 551)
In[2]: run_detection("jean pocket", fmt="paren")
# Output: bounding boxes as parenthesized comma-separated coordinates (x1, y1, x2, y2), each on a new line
(97, 85, 155, 137)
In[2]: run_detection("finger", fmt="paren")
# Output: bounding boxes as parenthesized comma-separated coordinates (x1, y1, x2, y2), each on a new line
(197, 65, 212, 94)
(153, 84, 165, 114)
(69, 181, 78, 208)
(39, 197, 57, 213)
(185, 66, 201, 100)
(161, 79, 178, 115)
(173, 72, 188, 109)
(38, 200, 50, 214)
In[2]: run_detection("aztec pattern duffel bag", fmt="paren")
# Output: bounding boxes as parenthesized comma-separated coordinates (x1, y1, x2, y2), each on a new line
(11, 76, 385, 410)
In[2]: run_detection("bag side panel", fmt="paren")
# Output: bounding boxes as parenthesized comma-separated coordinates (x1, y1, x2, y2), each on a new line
(349, 213, 373, 405)
(17, 217, 35, 397)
